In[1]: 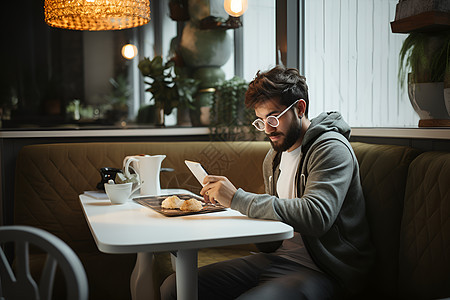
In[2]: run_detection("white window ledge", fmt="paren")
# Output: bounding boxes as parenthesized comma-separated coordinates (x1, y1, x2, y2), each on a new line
(351, 128, 450, 140)
(0, 127, 210, 139)
(0, 127, 448, 140)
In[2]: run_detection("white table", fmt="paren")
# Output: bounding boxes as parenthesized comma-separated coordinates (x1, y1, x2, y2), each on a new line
(79, 189, 293, 300)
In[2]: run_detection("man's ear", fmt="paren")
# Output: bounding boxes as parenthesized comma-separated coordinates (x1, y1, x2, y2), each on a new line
(297, 99, 307, 117)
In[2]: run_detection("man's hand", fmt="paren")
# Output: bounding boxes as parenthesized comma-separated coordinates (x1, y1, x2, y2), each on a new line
(200, 175, 237, 208)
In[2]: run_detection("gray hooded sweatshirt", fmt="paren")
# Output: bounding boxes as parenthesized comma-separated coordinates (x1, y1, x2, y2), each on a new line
(231, 112, 374, 294)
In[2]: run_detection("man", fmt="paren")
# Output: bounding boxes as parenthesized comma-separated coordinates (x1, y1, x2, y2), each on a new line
(161, 66, 374, 299)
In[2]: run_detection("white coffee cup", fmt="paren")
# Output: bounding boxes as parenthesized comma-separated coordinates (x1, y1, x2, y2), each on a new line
(104, 182, 132, 204)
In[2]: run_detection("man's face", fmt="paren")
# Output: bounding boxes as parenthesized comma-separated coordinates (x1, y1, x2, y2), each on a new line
(254, 99, 302, 152)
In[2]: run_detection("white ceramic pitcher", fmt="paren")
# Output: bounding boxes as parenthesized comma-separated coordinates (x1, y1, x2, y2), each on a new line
(123, 154, 166, 196)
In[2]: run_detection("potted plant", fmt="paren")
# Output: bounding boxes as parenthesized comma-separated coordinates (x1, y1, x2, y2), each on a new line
(173, 67, 200, 126)
(210, 76, 258, 140)
(399, 31, 450, 127)
(138, 56, 199, 126)
(104, 74, 131, 123)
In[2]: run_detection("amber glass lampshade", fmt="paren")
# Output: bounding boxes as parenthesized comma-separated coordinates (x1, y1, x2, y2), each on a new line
(44, 0, 151, 31)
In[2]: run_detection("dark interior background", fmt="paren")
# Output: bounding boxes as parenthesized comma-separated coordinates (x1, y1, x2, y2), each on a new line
(1, 0, 134, 127)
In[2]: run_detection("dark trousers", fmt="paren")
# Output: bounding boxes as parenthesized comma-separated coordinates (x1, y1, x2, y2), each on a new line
(160, 253, 344, 300)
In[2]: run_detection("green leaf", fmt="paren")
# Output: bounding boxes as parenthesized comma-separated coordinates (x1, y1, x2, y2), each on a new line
(398, 32, 450, 89)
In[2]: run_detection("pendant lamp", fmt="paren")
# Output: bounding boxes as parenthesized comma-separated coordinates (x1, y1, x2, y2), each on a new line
(44, 0, 151, 31)
(223, 0, 248, 17)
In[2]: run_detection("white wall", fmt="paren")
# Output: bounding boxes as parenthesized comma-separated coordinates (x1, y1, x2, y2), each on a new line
(304, 0, 419, 127)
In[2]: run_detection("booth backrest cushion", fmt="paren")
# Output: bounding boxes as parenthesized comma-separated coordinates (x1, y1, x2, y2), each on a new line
(14, 141, 270, 251)
(399, 151, 450, 299)
(351, 142, 422, 297)
(13, 140, 450, 300)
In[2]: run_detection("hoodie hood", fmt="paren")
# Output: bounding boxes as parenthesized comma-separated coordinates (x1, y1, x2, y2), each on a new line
(302, 112, 351, 147)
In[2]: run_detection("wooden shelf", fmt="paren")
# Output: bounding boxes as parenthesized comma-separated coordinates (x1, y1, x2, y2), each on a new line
(391, 11, 450, 33)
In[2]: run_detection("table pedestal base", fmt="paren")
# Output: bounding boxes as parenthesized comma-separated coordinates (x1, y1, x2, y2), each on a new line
(131, 250, 199, 300)
(131, 252, 155, 300)
(174, 249, 198, 300)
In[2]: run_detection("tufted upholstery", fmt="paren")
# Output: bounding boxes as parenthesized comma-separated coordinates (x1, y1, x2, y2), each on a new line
(399, 151, 450, 299)
(14, 141, 269, 300)
(13, 141, 449, 299)
(351, 142, 422, 297)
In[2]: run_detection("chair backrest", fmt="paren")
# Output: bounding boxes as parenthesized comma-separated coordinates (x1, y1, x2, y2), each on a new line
(0, 225, 88, 300)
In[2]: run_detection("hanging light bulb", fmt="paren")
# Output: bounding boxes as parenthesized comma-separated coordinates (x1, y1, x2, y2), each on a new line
(224, 0, 248, 17)
(122, 44, 138, 59)
(44, 0, 151, 31)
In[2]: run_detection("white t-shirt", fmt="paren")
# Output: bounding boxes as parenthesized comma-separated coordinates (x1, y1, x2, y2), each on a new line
(277, 146, 302, 198)
(274, 146, 322, 272)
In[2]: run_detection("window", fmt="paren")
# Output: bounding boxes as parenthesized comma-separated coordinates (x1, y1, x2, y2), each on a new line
(304, 0, 418, 127)
(242, 0, 276, 82)
(2, 0, 420, 129)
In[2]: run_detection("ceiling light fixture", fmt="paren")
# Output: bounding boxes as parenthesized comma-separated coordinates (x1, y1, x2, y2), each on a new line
(44, 0, 151, 31)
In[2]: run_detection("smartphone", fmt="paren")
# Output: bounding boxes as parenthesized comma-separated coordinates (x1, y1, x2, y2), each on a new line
(184, 160, 208, 186)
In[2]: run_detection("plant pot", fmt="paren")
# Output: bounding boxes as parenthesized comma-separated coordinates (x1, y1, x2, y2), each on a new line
(444, 88, 450, 117)
(177, 107, 192, 126)
(190, 90, 213, 127)
(169, 1, 190, 21)
(155, 106, 165, 127)
(136, 105, 165, 126)
(408, 82, 450, 127)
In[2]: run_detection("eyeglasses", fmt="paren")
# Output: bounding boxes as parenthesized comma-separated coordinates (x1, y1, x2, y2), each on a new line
(252, 100, 300, 131)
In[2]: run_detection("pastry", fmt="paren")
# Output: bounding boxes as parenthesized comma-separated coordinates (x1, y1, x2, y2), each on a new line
(161, 195, 184, 209)
(180, 198, 203, 212)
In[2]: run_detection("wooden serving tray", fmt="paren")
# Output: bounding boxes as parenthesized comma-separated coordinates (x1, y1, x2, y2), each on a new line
(133, 193, 226, 217)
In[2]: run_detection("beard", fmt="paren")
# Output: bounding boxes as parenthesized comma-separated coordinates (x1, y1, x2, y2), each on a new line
(267, 119, 302, 152)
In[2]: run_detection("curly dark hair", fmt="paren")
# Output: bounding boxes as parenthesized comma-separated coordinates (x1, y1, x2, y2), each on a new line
(245, 66, 309, 118)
